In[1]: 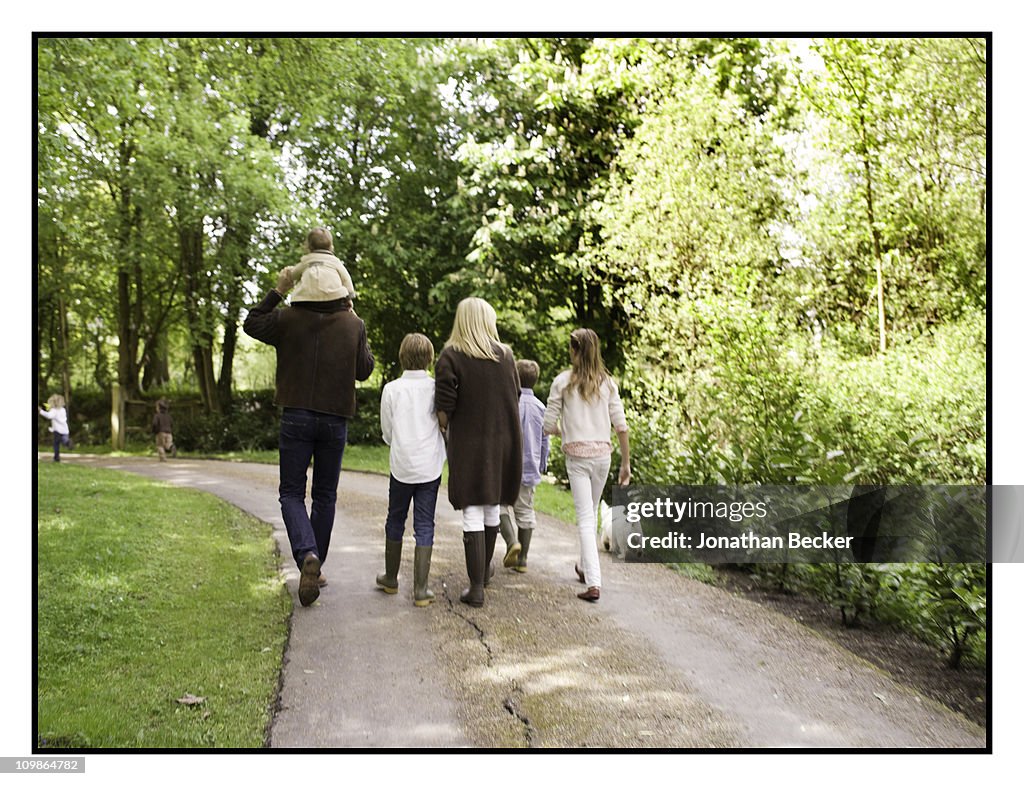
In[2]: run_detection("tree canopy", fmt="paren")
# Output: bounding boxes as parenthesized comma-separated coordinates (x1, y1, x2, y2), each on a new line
(37, 36, 986, 486)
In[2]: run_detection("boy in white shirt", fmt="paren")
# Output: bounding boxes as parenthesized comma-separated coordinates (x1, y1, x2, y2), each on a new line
(376, 333, 447, 606)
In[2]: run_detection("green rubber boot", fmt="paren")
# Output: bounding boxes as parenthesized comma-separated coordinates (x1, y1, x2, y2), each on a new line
(375, 538, 402, 594)
(413, 545, 435, 607)
(500, 512, 521, 568)
(515, 527, 533, 573)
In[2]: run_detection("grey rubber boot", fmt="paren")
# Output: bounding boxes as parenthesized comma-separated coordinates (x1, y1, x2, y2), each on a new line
(413, 545, 435, 607)
(483, 526, 499, 586)
(500, 512, 521, 568)
(460, 531, 485, 607)
(515, 528, 533, 573)
(375, 538, 402, 594)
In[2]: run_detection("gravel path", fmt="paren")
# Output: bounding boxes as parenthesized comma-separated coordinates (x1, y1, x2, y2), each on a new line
(58, 454, 986, 749)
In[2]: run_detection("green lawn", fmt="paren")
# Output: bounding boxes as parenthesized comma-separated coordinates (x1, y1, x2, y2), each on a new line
(36, 462, 290, 748)
(63, 441, 583, 526)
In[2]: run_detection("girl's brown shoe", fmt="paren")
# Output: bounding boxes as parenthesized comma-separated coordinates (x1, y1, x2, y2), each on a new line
(577, 586, 600, 602)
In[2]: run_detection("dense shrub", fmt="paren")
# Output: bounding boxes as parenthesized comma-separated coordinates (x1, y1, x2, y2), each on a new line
(173, 391, 279, 452)
(624, 310, 986, 668)
(41, 385, 385, 452)
(810, 311, 986, 485)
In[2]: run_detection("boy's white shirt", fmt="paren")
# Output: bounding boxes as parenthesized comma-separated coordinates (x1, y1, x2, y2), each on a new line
(380, 370, 446, 484)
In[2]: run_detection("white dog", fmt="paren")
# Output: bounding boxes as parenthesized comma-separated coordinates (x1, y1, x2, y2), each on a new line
(598, 501, 642, 559)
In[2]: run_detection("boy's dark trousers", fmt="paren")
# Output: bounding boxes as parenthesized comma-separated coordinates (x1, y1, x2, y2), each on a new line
(385, 475, 442, 546)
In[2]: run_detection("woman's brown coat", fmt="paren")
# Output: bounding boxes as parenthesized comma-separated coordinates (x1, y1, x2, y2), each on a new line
(434, 343, 522, 509)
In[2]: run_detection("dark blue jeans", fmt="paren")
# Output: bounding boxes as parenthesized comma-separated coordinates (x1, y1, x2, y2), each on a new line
(385, 474, 442, 547)
(278, 408, 347, 569)
(52, 433, 71, 461)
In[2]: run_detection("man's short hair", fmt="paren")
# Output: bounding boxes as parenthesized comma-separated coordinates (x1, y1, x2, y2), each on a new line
(399, 333, 435, 371)
(516, 359, 540, 389)
(307, 227, 333, 251)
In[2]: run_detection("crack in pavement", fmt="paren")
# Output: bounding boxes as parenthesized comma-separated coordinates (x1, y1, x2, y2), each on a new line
(441, 580, 494, 667)
(502, 680, 537, 748)
(441, 579, 539, 747)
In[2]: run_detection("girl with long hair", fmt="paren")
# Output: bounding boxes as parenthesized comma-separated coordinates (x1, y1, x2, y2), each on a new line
(544, 328, 631, 601)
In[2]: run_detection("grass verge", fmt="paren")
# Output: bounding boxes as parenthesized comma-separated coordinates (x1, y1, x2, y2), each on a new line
(62, 442, 579, 524)
(206, 444, 580, 525)
(36, 462, 290, 748)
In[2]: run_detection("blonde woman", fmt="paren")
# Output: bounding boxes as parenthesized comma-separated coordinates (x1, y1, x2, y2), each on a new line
(544, 329, 631, 602)
(435, 298, 522, 607)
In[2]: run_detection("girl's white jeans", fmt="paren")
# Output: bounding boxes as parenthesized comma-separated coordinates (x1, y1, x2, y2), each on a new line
(565, 454, 611, 588)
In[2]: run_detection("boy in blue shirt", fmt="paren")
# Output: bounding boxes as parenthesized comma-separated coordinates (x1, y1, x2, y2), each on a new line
(499, 359, 549, 572)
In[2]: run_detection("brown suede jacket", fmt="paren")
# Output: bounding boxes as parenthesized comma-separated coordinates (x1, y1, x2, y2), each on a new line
(243, 290, 374, 417)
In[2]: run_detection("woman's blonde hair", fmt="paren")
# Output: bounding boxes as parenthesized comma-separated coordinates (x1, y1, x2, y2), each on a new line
(47, 393, 65, 409)
(445, 297, 502, 361)
(568, 328, 610, 401)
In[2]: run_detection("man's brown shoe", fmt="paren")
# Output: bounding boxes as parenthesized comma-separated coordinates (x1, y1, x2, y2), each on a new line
(574, 564, 586, 584)
(317, 573, 328, 588)
(577, 586, 600, 602)
(298, 553, 321, 607)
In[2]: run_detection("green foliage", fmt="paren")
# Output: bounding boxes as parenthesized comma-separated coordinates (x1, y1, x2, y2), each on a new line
(770, 561, 987, 668)
(161, 388, 382, 452)
(889, 562, 987, 669)
(36, 463, 290, 747)
(810, 311, 986, 485)
(174, 391, 279, 453)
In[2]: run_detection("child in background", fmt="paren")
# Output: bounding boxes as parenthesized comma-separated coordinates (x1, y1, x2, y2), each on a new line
(38, 394, 72, 462)
(434, 298, 522, 608)
(543, 329, 631, 602)
(152, 398, 175, 461)
(283, 227, 357, 304)
(499, 359, 549, 573)
(376, 333, 447, 607)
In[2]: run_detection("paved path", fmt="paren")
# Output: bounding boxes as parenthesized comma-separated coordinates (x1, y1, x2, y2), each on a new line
(52, 454, 987, 749)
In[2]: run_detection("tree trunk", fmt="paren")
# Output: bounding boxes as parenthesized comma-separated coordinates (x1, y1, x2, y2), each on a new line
(111, 382, 126, 450)
(217, 317, 237, 412)
(115, 134, 141, 398)
(117, 267, 135, 394)
(179, 221, 221, 413)
(859, 112, 887, 354)
(142, 331, 170, 390)
(216, 247, 248, 412)
(57, 294, 72, 406)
